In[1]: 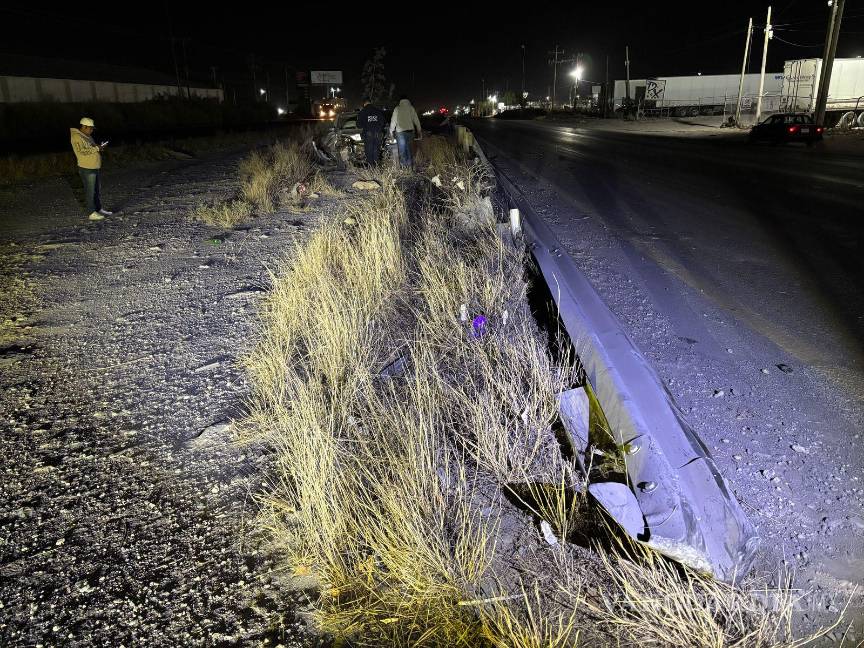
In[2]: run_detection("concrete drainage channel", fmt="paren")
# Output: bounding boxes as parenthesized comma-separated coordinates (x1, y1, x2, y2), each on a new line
(458, 126, 759, 583)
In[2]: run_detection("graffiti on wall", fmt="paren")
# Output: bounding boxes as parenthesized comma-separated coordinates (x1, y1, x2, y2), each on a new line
(645, 78, 666, 101)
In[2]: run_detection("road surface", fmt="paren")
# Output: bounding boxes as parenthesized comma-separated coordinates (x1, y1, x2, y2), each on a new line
(473, 117, 864, 628)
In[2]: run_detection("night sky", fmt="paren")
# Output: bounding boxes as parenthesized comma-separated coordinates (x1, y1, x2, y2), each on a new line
(2, 0, 863, 108)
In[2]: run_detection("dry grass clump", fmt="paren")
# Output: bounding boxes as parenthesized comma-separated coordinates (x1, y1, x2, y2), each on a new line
(192, 136, 317, 227)
(241, 157, 570, 644)
(190, 198, 253, 228)
(415, 134, 459, 173)
(0, 152, 75, 183)
(239, 140, 313, 212)
(307, 168, 341, 197)
(241, 138, 845, 647)
(587, 535, 849, 648)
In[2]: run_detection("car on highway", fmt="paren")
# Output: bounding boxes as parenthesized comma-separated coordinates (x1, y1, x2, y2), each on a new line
(748, 113, 824, 145)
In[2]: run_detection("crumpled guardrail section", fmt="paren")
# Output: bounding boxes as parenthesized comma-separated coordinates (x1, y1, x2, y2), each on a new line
(468, 129, 759, 583)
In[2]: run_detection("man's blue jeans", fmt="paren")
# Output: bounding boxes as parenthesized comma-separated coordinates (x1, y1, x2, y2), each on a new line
(396, 130, 415, 168)
(78, 167, 102, 213)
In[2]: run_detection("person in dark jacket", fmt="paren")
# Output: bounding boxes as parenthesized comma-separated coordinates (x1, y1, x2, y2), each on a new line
(357, 98, 386, 165)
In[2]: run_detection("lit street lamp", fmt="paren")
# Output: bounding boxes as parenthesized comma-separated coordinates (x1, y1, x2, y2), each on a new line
(569, 66, 585, 108)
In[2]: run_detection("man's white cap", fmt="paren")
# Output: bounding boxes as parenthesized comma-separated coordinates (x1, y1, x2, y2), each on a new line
(80, 117, 95, 127)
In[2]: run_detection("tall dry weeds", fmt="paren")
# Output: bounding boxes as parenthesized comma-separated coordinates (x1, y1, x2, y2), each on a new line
(240, 139, 846, 647)
(193, 136, 316, 227)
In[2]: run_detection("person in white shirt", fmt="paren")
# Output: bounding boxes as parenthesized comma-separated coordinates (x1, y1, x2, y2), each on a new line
(389, 95, 422, 168)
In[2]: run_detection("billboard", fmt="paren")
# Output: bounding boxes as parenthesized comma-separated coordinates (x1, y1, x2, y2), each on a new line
(310, 71, 343, 85)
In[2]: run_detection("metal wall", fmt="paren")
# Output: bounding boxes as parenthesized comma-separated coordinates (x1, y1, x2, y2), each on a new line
(0, 76, 223, 103)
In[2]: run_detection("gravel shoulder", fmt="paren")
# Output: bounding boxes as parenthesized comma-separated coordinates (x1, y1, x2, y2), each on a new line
(0, 148, 337, 646)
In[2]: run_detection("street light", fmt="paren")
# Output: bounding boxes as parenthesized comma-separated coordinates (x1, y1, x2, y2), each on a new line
(568, 67, 585, 108)
(259, 88, 266, 95)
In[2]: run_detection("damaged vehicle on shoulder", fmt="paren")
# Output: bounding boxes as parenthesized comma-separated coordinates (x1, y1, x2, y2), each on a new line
(313, 109, 396, 166)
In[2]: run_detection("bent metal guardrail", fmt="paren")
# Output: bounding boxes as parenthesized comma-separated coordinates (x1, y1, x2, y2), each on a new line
(471, 133, 759, 583)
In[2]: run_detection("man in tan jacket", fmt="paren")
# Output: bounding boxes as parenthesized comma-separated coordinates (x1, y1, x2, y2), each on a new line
(70, 117, 112, 221)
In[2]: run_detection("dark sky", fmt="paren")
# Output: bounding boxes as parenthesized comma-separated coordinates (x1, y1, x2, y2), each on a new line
(2, 1, 863, 108)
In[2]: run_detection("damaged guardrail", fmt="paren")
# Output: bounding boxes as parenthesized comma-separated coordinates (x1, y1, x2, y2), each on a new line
(465, 127, 759, 583)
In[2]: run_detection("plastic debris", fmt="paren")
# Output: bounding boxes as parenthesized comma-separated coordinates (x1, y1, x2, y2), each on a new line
(472, 315, 487, 338)
(540, 520, 558, 546)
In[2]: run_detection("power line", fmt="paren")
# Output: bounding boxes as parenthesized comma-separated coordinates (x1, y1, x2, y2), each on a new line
(771, 34, 824, 48)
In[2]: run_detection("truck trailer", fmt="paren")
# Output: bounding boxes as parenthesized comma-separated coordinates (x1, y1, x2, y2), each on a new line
(613, 72, 784, 117)
(614, 58, 864, 125)
(781, 57, 864, 125)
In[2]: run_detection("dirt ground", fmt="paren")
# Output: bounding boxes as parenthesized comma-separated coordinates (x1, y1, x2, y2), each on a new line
(0, 149, 337, 646)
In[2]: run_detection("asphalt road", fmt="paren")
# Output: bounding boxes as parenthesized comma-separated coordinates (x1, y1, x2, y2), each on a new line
(473, 117, 864, 626)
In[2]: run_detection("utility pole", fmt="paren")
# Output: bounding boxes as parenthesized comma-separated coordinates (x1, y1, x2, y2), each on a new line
(285, 65, 290, 108)
(164, 2, 182, 98)
(521, 44, 526, 97)
(548, 46, 578, 109)
(734, 17, 753, 126)
(249, 54, 258, 102)
(181, 37, 192, 99)
(548, 45, 563, 109)
(625, 45, 631, 102)
(604, 55, 610, 117)
(815, 0, 846, 125)
(755, 5, 772, 124)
